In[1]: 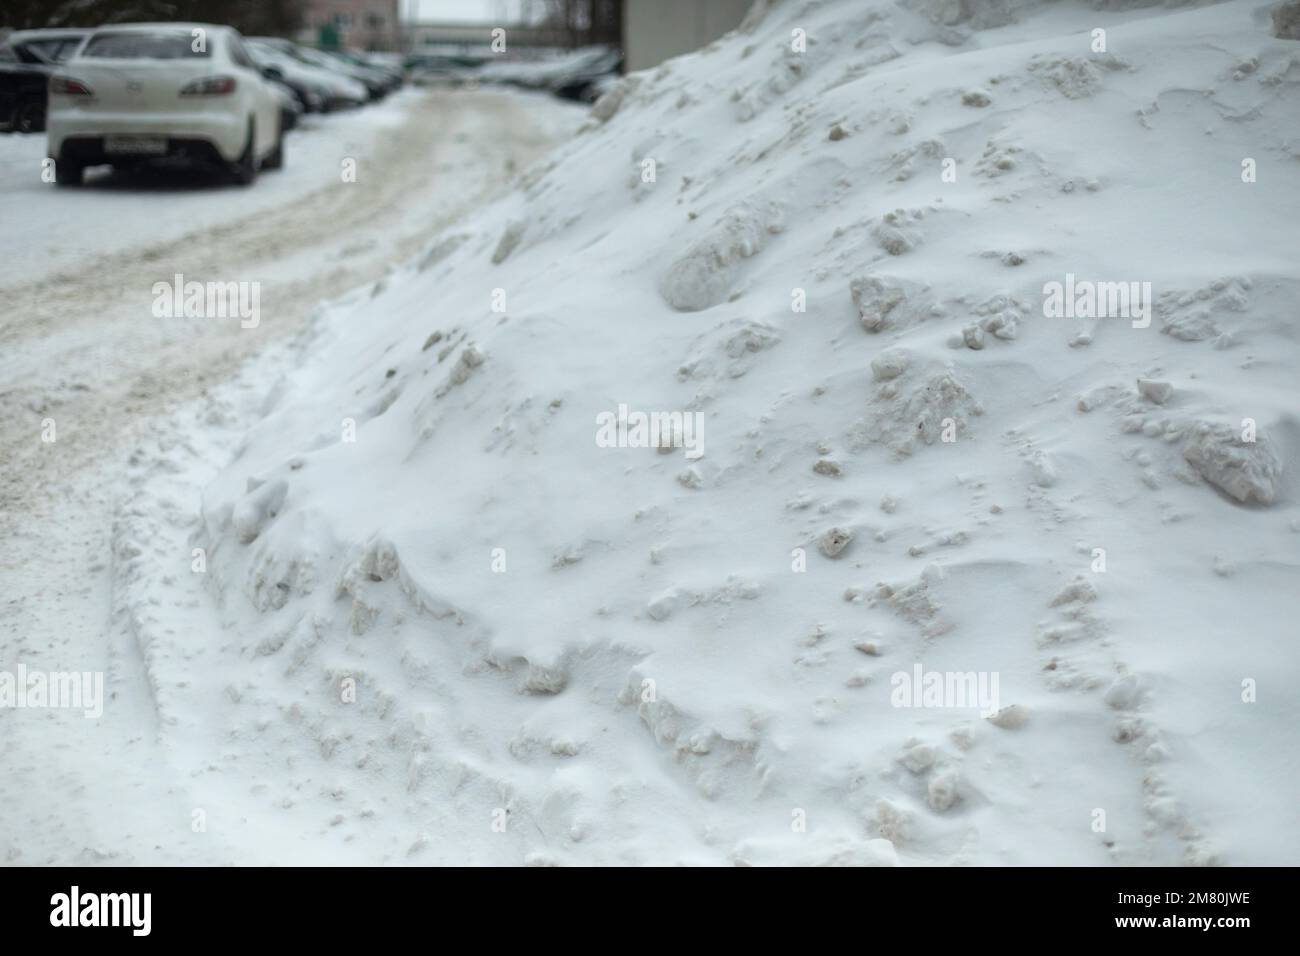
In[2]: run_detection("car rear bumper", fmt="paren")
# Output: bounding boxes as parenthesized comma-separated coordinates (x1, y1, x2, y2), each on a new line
(53, 134, 230, 169)
(48, 108, 245, 162)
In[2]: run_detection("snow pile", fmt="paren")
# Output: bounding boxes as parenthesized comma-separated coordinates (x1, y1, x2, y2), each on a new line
(140, 0, 1300, 863)
(660, 200, 786, 310)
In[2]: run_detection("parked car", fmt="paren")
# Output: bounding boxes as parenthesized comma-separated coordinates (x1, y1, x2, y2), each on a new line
(359, 51, 404, 72)
(6, 28, 88, 64)
(246, 38, 365, 111)
(477, 46, 622, 104)
(552, 48, 623, 103)
(256, 38, 389, 101)
(47, 23, 284, 186)
(297, 46, 394, 99)
(407, 52, 490, 88)
(244, 43, 325, 113)
(0, 44, 49, 132)
(329, 50, 402, 93)
(267, 76, 303, 131)
(0, 29, 87, 132)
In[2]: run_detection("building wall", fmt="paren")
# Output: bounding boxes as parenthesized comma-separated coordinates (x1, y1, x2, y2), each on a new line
(622, 0, 751, 72)
(300, 0, 403, 50)
(407, 22, 575, 52)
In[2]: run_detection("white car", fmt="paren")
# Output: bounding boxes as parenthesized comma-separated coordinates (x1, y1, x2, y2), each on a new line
(47, 23, 283, 186)
(245, 39, 366, 112)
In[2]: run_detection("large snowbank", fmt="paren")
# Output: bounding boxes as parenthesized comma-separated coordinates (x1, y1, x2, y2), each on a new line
(124, 0, 1300, 864)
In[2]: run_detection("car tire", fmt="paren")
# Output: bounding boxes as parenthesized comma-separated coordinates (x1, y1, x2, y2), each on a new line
(54, 159, 84, 186)
(231, 118, 258, 186)
(263, 121, 284, 170)
(16, 98, 46, 134)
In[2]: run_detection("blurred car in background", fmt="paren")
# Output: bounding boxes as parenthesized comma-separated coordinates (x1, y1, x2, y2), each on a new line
(6, 28, 89, 64)
(245, 40, 327, 112)
(47, 23, 284, 186)
(266, 74, 303, 131)
(359, 51, 404, 75)
(318, 49, 397, 98)
(254, 38, 389, 101)
(0, 29, 88, 132)
(246, 38, 367, 111)
(474, 46, 622, 103)
(330, 50, 402, 93)
(550, 47, 622, 103)
(406, 51, 493, 88)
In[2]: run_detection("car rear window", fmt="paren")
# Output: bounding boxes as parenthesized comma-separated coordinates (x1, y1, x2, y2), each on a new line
(81, 31, 210, 59)
(38, 39, 86, 62)
(11, 38, 78, 63)
(21, 40, 60, 62)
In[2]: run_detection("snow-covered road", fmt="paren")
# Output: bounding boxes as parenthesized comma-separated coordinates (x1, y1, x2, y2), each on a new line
(0, 89, 576, 526)
(0, 89, 582, 863)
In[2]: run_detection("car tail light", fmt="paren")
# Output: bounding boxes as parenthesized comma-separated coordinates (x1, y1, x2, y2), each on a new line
(50, 76, 93, 95)
(180, 75, 237, 96)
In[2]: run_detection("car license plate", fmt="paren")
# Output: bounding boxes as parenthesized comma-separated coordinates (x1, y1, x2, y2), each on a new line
(104, 135, 167, 155)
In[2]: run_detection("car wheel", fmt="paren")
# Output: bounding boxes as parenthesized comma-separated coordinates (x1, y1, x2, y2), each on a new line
(263, 121, 285, 170)
(54, 158, 84, 186)
(231, 118, 258, 186)
(16, 98, 46, 134)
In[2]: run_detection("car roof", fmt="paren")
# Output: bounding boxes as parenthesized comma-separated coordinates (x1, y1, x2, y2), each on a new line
(8, 29, 89, 41)
(84, 22, 231, 34)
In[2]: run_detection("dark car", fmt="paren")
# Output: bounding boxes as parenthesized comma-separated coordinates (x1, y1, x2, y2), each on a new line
(332, 50, 402, 93)
(552, 48, 622, 103)
(475, 45, 623, 104)
(0, 29, 87, 133)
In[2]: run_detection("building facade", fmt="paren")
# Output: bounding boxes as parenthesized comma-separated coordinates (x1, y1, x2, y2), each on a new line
(621, 0, 751, 72)
(298, 0, 403, 50)
(310, 0, 751, 61)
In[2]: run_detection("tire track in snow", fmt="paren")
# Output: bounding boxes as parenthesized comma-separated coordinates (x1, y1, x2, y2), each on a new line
(0, 90, 580, 863)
